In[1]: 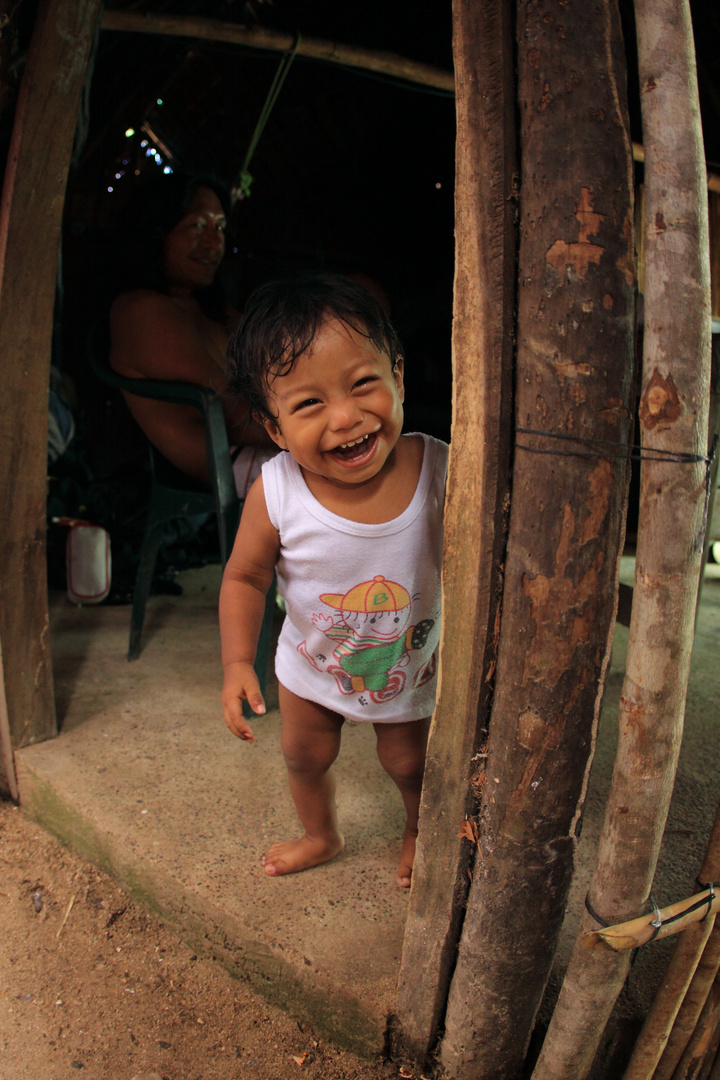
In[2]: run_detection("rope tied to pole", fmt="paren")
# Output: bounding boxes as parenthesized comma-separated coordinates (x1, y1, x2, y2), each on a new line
(585, 885, 718, 953)
(232, 32, 301, 203)
(515, 426, 713, 468)
(515, 429, 717, 552)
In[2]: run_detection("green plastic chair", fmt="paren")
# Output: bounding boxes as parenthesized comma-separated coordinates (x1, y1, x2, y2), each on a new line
(86, 323, 274, 700)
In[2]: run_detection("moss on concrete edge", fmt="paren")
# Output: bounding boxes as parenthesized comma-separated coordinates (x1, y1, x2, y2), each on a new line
(17, 762, 386, 1058)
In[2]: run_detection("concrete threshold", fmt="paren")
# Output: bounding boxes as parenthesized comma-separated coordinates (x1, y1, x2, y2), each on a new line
(16, 566, 411, 1057)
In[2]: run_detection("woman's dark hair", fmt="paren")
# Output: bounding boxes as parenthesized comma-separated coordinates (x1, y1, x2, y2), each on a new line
(226, 274, 403, 425)
(113, 171, 232, 320)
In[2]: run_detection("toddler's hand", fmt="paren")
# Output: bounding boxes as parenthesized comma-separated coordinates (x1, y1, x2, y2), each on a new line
(221, 662, 266, 741)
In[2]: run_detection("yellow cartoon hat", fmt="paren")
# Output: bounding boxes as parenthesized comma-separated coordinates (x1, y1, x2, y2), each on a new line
(320, 575, 410, 613)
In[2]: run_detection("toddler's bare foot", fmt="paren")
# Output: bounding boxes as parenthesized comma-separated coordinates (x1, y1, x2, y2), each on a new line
(262, 833, 344, 877)
(398, 829, 417, 888)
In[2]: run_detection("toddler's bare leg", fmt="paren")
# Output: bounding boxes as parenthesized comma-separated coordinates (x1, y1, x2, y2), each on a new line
(374, 717, 430, 888)
(262, 683, 345, 877)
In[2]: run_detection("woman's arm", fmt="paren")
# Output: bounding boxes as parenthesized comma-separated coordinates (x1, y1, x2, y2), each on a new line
(111, 289, 229, 383)
(109, 290, 271, 482)
(219, 477, 281, 740)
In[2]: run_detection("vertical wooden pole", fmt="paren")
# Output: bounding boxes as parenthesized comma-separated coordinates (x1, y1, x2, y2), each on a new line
(623, 799, 720, 1080)
(709, 1037, 720, 1080)
(695, 334, 720, 622)
(0, 0, 101, 767)
(672, 975, 720, 1080)
(439, 1, 636, 1077)
(391, 0, 516, 1066)
(659, 930, 720, 1080)
(0, 642, 19, 800)
(530, 2, 711, 1078)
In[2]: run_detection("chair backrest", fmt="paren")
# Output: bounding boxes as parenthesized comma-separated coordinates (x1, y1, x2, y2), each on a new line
(87, 321, 240, 562)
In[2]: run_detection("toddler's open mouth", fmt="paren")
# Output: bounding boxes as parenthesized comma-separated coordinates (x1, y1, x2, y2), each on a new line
(328, 431, 378, 464)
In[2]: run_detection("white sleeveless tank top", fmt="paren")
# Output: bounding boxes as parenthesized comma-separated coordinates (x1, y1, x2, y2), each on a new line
(262, 433, 448, 722)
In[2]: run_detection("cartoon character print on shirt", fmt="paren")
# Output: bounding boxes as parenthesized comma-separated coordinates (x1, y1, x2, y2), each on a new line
(297, 575, 436, 704)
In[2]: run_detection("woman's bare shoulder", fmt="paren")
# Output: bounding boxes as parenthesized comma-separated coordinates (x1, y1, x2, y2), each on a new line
(110, 288, 230, 389)
(110, 288, 183, 326)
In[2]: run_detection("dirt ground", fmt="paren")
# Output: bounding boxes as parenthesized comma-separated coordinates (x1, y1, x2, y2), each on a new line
(0, 799, 399, 1080)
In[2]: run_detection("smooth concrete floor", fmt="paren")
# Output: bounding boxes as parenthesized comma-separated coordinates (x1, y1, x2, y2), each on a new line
(14, 558, 720, 1054)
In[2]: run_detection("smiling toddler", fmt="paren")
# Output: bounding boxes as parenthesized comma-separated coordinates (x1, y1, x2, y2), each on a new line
(219, 275, 447, 886)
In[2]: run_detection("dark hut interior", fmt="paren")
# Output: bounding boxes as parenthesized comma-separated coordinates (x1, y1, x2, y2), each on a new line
(65, 4, 457, 433)
(26, 0, 460, 587)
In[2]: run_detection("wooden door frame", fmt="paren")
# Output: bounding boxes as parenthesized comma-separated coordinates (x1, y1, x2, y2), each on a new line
(0, 0, 103, 795)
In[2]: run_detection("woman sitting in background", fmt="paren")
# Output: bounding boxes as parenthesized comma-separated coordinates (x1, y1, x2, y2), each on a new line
(110, 171, 275, 495)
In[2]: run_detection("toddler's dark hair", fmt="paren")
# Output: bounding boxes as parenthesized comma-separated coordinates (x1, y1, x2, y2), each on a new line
(226, 274, 403, 425)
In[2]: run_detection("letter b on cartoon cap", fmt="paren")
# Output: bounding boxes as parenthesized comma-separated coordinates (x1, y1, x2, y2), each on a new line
(320, 575, 411, 613)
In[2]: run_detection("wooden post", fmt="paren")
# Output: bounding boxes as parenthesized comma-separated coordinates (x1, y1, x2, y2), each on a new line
(530, 2, 712, 1078)
(710, 1037, 720, 1080)
(0, 642, 19, 800)
(0, 0, 102, 763)
(623, 799, 720, 1080)
(438, 2, 636, 1077)
(672, 974, 720, 1080)
(391, 0, 516, 1065)
(695, 334, 720, 622)
(657, 929, 720, 1080)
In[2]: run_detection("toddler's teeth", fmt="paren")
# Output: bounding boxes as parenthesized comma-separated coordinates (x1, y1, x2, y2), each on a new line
(340, 434, 369, 450)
